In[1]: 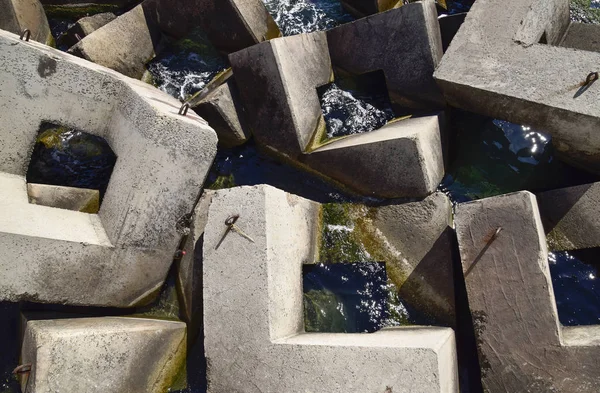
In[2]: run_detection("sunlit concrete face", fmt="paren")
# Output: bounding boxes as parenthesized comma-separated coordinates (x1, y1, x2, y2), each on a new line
(455, 191, 600, 392)
(0, 29, 218, 307)
(435, 0, 600, 174)
(203, 185, 458, 393)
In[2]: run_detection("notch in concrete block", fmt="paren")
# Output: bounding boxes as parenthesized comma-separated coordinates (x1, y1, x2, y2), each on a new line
(27, 183, 100, 213)
(203, 185, 458, 392)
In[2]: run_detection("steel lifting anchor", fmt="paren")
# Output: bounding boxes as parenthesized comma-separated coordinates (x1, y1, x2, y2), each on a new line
(20, 29, 31, 42)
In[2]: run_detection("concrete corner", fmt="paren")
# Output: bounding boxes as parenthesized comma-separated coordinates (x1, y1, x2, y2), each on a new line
(0, 0, 52, 45)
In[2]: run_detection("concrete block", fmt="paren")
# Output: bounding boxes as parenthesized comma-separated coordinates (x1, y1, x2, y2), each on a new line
(230, 31, 333, 156)
(153, 0, 280, 46)
(560, 22, 600, 53)
(27, 183, 100, 213)
(191, 79, 251, 148)
(327, 1, 444, 110)
(203, 185, 458, 392)
(537, 182, 600, 251)
(58, 12, 117, 49)
(303, 116, 444, 198)
(68, 3, 162, 79)
(438, 13, 467, 52)
(0, 0, 52, 45)
(372, 191, 456, 325)
(0, 29, 218, 306)
(455, 191, 600, 392)
(434, 0, 600, 173)
(20, 317, 186, 393)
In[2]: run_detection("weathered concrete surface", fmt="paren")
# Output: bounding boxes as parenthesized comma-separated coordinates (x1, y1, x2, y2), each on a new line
(560, 22, 600, 53)
(191, 79, 250, 148)
(68, 3, 162, 79)
(204, 185, 458, 392)
(0, 29, 217, 306)
(230, 32, 332, 157)
(371, 191, 456, 326)
(58, 12, 117, 48)
(455, 191, 600, 392)
(328, 1, 444, 110)
(434, 0, 600, 173)
(0, 0, 52, 44)
(537, 182, 600, 251)
(177, 191, 213, 327)
(27, 183, 100, 213)
(303, 116, 444, 198)
(21, 317, 186, 393)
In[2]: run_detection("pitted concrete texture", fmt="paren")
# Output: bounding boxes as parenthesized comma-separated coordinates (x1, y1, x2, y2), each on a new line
(537, 182, 600, 251)
(27, 183, 100, 213)
(21, 317, 186, 393)
(0, 29, 217, 306)
(59, 12, 117, 49)
(371, 191, 456, 326)
(230, 31, 333, 156)
(191, 79, 251, 148)
(434, 0, 600, 173)
(68, 3, 162, 79)
(303, 115, 444, 198)
(0, 0, 52, 44)
(328, 1, 444, 110)
(455, 191, 600, 392)
(560, 22, 600, 53)
(203, 185, 458, 393)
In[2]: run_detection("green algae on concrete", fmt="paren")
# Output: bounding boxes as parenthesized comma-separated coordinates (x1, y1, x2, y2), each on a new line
(571, 0, 600, 24)
(43, 4, 121, 20)
(304, 289, 347, 332)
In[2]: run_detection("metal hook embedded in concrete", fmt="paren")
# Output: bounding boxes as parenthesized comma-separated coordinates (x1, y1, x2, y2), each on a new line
(585, 72, 599, 86)
(216, 214, 254, 249)
(20, 29, 31, 42)
(13, 363, 32, 393)
(464, 227, 502, 277)
(178, 103, 190, 116)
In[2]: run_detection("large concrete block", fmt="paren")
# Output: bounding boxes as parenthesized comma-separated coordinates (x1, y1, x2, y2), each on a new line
(0, 29, 218, 306)
(560, 22, 600, 53)
(303, 116, 444, 198)
(537, 182, 600, 251)
(0, 0, 52, 45)
(230, 31, 333, 156)
(328, 1, 444, 110)
(434, 0, 600, 173)
(191, 79, 251, 148)
(203, 185, 458, 392)
(455, 191, 600, 392)
(21, 317, 186, 393)
(68, 3, 162, 79)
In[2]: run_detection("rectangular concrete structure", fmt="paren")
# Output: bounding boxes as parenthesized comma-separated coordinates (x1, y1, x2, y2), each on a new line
(203, 185, 458, 392)
(455, 191, 600, 392)
(434, 0, 600, 173)
(0, 0, 52, 44)
(0, 29, 218, 306)
(21, 317, 186, 393)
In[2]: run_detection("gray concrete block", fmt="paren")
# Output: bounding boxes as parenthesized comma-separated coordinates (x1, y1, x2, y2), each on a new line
(191, 79, 251, 148)
(0, 0, 52, 45)
(230, 31, 333, 156)
(303, 116, 445, 198)
(20, 317, 186, 393)
(455, 191, 600, 392)
(27, 183, 100, 213)
(203, 185, 458, 393)
(434, 0, 600, 173)
(537, 182, 600, 251)
(68, 4, 162, 79)
(560, 22, 600, 53)
(77, 12, 116, 36)
(372, 191, 456, 326)
(0, 29, 217, 306)
(327, 1, 444, 110)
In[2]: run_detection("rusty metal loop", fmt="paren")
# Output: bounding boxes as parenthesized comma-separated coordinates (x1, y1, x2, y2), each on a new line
(225, 215, 239, 226)
(178, 103, 190, 116)
(19, 29, 31, 42)
(585, 71, 599, 86)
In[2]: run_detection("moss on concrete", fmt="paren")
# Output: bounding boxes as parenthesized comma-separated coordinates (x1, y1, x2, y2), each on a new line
(43, 4, 120, 20)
